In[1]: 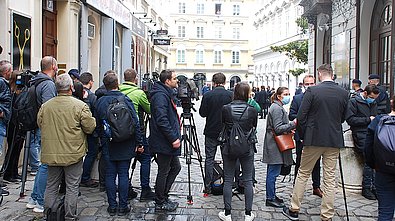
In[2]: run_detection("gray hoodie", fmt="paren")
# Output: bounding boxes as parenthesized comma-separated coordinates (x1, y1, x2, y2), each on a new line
(30, 73, 57, 106)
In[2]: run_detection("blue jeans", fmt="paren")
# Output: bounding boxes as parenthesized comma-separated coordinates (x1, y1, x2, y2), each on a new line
(375, 171, 395, 221)
(81, 135, 99, 182)
(105, 159, 131, 209)
(266, 164, 282, 200)
(0, 121, 6, 156)
(31, 164, 48, 206)
(29, 129, 41, 171)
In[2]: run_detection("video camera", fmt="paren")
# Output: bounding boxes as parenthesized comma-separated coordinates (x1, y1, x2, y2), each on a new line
(176, 76, 199, 112)
(15, 70, 39, 88)
(141, 72, 159, 94)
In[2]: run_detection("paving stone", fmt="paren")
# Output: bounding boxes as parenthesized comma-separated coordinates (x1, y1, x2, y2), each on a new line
(80, 207, 98, 216)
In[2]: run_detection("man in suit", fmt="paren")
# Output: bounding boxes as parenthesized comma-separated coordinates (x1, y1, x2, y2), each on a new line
(289, 74, 322, 198)
(254, 86, 267, 119)
(283, 64, 349, 221)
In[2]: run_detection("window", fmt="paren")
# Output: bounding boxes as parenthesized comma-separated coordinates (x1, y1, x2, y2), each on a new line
(214, 50, 222, 63)
(232, 51, 240, 64)
(197, 26, 204, 38)
(195, 50, 204, 63)
(177, 49, 185, 63)
(179, 2, 186, 13)
(215, 4, 221, 15)
(233, 5, 240, 15)
(178, 26, 185, 37)
(233, 27, 240, 39)
(215, 26, 222, 39)
(197, 3, 204, 14)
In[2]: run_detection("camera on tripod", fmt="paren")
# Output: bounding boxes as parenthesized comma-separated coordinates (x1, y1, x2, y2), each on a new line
(141, 72, 159, 94)
(15, 70, 38, 88)
(176, 76, 199, 112)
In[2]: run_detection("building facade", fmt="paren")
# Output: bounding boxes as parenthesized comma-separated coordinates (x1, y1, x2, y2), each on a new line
(302, 0, 395, 96)
(165, 0, 255, 91)
(252, 0, 308, 93)
(0, 0, 170, 90)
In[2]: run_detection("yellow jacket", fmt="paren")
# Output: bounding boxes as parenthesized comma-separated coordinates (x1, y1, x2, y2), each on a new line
(38, 94, 96, 166)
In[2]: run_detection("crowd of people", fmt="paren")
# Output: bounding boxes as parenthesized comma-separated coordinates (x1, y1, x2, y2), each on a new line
(0, 58, 394, 221)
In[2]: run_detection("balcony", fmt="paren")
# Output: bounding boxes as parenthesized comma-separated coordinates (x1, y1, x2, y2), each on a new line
(300, 0, 332, 24)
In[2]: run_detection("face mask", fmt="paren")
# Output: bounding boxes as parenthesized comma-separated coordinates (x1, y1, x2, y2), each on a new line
(366, 97, 375, 104)
(282, 96, 291, 105)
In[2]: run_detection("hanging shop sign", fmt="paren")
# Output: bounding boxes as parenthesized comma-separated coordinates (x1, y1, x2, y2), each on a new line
(12, 13, 31, 71)
(153, 39, 170, 45)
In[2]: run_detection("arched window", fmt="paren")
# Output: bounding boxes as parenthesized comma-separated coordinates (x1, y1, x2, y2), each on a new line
(370, 0, 392, 90)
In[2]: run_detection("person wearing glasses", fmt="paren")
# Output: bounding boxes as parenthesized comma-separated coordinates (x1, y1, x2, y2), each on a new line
(289, 74, 322, 198)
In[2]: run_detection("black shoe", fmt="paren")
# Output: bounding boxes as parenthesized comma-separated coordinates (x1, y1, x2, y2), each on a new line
(275, 196, 284, 203)
(155, 201, 178, 212)
(140, 188, 155, 202)
(107, 207, 117, 216)
(14, 174, 22, 180)
(266, 199, 285, 208)
(117, 206, 130, 216)
(282, 207, 299, 221)
(128, 188, 138, 200)
(0, 183, 7, 188)
(362, 188, 376, 200)
(1, 188, 9, 196)
(3, 177, 20, 183)
(80, 180, 99, 188)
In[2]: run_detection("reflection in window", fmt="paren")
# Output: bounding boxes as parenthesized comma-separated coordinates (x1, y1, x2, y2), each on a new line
(215, 4, 221, 15)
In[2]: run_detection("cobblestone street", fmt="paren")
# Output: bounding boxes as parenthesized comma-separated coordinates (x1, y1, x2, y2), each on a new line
(1, 100, 380, 221)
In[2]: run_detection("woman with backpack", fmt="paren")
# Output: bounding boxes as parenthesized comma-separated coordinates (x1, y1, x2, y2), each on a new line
(263, 87, 296, 208)
(364, 96, 395, 221)
(218, 82, 258, 221)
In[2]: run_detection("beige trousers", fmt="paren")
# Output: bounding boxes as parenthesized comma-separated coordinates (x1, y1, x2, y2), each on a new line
(290, 146, 340, 221)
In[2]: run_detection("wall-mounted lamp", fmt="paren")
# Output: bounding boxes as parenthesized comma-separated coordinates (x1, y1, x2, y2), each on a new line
(132, 12, 147, 17)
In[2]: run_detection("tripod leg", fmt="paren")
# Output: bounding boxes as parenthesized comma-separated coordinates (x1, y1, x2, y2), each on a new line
(339, 152, 349, 221)
(20, 130, 31, 198)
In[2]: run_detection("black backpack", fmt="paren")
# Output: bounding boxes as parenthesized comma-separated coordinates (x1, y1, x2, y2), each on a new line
(373, 115, 395, 175)
(211, 162, 224, 195)
(107, 95, 136, 142)
(46, 195, 65, 221)
(226, 106, 252, 158)
(13, 78, 50, 131)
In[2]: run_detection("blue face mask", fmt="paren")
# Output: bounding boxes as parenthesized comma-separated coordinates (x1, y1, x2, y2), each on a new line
(282, 96, 291, 105)
(366, 97, 376, 104)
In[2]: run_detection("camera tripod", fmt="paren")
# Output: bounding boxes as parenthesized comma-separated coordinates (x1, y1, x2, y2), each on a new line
(180, 109, 205, 205)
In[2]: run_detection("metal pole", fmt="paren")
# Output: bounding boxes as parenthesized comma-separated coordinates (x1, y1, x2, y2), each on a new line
(338, 152, 350, 221)
(20, 130, 31, 198)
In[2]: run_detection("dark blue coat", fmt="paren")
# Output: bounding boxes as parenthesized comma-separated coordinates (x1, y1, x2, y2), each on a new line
(289, 93, 304, 141)
(0, 77, 11, 124)
(95, 90, 142, 161)
(149, 82, 181, 156)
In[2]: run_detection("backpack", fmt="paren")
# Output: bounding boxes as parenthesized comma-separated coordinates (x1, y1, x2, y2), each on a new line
(211, 162, 224, 195)
(373, 115, 395, 175)
(107, 95, 136, 142)
(46, 195, 65, 221)
(13, 78, 50, 131)
(226, 106, 252, 158)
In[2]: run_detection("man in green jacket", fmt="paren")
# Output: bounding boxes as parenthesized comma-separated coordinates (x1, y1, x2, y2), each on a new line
(38, 73, 96, 220)
(119, 68, 155, 201)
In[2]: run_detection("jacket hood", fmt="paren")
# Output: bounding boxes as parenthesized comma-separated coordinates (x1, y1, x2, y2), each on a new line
(150, 82, 175, 99)
(30, 72, 53, 85)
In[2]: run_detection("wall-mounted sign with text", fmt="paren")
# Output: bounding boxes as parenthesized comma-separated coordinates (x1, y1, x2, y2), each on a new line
(153, 39, 170, 46)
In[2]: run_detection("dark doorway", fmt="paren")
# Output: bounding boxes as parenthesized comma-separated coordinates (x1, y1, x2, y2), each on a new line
(230, 75, 241, 89)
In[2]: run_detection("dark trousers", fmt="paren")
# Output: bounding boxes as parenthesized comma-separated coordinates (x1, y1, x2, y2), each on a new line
(81, 135, 99, 183)
(155, 154, 181, 204)
(294, 140, 321, 188)
(375, 171, 395, 221)
(4, 124, 24, 178)
(204, 137, 220, 190)
(137, 136, 152, 189)
(99, 138, 110, 187)
(222, 152, 254, 212)
(106, 159, 131, 209)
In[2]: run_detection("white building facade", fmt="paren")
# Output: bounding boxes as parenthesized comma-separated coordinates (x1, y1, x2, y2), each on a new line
(252, 0, 308, 92)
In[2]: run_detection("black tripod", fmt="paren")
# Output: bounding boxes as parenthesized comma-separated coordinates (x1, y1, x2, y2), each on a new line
(180, 110, 205, 205)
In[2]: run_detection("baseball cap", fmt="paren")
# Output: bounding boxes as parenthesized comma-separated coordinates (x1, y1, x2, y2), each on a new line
(68, 69, 80, 79)
(368, 74, 380, 80)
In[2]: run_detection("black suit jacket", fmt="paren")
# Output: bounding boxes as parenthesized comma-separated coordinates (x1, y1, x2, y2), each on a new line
(289, 93, 304, 141)
(296, 81, 349, 147)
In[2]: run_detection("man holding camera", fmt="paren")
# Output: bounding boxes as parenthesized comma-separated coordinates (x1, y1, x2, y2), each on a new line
(199, 72, 232, 195)
(149, 70, 181, 211)
(119, 68, 155, 201)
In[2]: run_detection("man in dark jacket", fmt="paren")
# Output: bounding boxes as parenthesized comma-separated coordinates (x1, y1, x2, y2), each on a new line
(368, 74, 390, 114)
(254, 86, 267, 119)
(199, 72, 232, 194)
(149, 69, 181, 211)
(346, 84, 379, 200)
(289, 74, 322, 198)
(283, 64, 349, 221)
(95, 72, 142, 216)
(79, 72, 100, 188)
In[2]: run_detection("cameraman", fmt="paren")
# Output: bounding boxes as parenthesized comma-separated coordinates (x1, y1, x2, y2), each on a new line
(119, 68, 155, 201)
(199, 72, 232, 195)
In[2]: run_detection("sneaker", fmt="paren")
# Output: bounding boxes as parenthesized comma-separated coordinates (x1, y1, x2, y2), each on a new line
(140, 187, 155, 202)
(26, 198, 38, 209)
(218, 211, 232, 221)
(1, 188, 9, 196)
(245, 212, 255, 221)
(117, 206, 131, 216)
(265, 198, 285, 208)
(362, 188, 376, 200)
(30, 171, 37, 176)
(80, 180, 99, 188)
(33, 205, 44, 213)
(107, 206, 117, 216)
(282, 207, 299, 221)
(155, 201, 178, 212)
